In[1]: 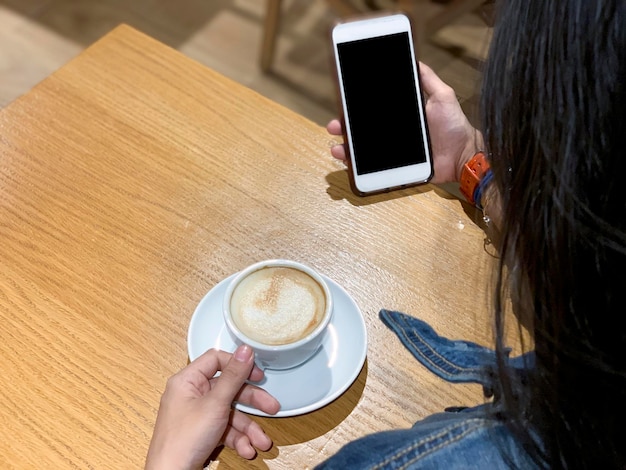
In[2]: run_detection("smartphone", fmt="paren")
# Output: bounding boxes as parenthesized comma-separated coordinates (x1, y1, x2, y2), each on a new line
(331, 13, 433, 196)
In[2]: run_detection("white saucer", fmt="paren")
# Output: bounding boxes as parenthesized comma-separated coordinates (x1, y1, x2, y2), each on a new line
(187, 273, 367, 417)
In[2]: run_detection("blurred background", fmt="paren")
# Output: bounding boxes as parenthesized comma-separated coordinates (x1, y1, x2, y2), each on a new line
(0, 0, 492, 126)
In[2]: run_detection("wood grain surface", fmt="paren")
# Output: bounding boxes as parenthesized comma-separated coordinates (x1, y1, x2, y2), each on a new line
(0, 25, 517, 469)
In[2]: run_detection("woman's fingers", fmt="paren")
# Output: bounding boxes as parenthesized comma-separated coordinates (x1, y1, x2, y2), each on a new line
(231, 410, 273, 451)
(330, 144, 347, 161)
(223, 429, 257, 460)
(221, 411, 273, 459)
(326, 119, 342, 135)
(208, 346, 257, 407)
(418, 61, 456, 103)
(327, 119, 348, 161)
(236, 383, 281, 415)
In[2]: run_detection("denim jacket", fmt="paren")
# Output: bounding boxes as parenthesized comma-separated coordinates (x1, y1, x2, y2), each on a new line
(316, 310, 536, 469)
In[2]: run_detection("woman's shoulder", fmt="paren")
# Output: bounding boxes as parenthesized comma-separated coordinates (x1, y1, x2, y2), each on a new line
(316, 405, 535, 470)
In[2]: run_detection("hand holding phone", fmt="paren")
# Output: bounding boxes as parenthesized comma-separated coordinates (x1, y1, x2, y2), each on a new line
(331, 13, 433, 196)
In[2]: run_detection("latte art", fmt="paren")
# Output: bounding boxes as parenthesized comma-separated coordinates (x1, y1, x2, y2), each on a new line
(230, 267, 327, 345)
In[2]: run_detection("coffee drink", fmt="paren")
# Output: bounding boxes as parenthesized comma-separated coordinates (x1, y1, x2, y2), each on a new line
(229, 266, 327, 345)
(224, 260, 333, 370)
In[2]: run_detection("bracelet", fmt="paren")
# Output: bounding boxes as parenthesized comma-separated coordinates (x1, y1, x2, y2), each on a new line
(473, 169, 493, 210)
(459, 151, 490, 206)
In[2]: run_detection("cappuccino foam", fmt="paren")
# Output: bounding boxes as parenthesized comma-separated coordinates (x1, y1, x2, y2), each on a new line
(230, 266, 326, 345)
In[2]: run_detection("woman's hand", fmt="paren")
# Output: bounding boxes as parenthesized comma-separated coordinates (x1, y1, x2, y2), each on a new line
(145, 345, 280, 470)
(327, 62, 483, 184)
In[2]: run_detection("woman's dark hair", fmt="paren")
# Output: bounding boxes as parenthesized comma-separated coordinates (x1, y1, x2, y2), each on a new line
(481, 0, 626, 467)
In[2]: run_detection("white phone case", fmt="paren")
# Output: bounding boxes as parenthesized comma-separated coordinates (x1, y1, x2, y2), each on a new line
(332, 14, 433, 195)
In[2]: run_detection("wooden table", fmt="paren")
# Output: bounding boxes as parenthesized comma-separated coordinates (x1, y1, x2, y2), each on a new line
(0, 25, 508, 469)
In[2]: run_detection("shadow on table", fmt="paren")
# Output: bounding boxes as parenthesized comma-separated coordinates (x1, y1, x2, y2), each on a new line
(262, 357, 368, 440)
(326, 169, 451, 207)
(325, 169, 493, 243)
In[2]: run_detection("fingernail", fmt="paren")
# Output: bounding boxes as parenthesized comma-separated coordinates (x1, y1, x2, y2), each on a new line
(234, 344, 253, 362)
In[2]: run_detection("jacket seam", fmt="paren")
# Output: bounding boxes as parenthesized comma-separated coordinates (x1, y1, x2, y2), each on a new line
(389, 315, 480, 376)
(369, 418, 487, 470)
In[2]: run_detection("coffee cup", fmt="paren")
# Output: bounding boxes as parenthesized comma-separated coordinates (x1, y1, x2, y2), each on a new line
(223, 259, 333, 370)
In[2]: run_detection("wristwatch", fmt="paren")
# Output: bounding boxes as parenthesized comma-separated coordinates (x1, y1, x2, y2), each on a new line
(459, 151, 490, 206)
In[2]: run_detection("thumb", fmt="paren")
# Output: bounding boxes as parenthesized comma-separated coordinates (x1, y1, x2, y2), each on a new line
(418, 61, 448, 98)
(211, 345, 255, 404)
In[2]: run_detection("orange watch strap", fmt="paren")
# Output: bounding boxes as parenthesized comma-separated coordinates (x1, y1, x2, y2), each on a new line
(459, 151, 490, 205)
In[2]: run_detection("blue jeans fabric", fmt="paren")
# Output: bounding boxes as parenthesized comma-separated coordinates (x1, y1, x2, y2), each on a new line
(315, 310, 535, 469)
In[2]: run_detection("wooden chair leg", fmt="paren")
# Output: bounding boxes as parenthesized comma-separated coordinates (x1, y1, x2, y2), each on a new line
(260, 0, 282, 72)
(260, 0, 359, 73)
(259, 0, 485, 73)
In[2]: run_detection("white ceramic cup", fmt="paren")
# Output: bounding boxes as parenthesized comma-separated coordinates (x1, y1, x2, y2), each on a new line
(223, 259, 333, 370)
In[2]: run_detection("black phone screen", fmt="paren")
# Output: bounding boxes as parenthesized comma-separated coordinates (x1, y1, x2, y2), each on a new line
(337, 32, 427, 175)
